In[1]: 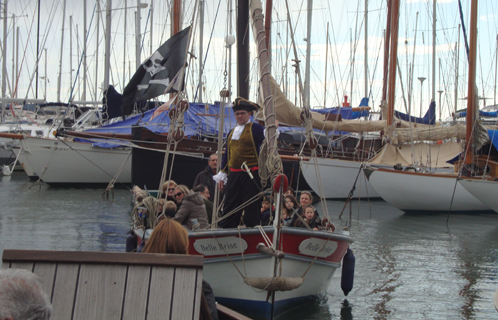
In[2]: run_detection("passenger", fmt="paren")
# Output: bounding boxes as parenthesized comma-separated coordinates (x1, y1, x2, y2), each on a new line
(282, 194, 299, 225)
(213, 97, 265, 228)
(157, 199, 178, 222)
(0, 269, 52, 320)
(193, 153, 218, 202)
(289, 191, 316, 227)
(260, 197, 272, 226)
(161, 180, 179, 205)
(173, 184, 209, 230)
(193, 184, 214, 223)
(284, 187, 296, 199)
(142, 220, 218, 320)
(293, 205, 321, 230)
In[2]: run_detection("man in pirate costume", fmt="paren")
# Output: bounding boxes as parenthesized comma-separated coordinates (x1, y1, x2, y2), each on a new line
(213, 97, 265, 228)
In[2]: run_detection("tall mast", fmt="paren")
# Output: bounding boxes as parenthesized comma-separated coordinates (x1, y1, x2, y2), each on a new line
(1, 0, 6, 123)
(464, 0, 478, 166)
(11, 14, 14, 95)
(150, 0, 153, 55)
(381, 0, 392, 103)
(198, 0, 204, 102)
(57, 0, 67, 102)
(264, 0, 272, 69)
(494, 33, 497, 105)
(364, 0, 368, 98)
(136, 0, 141, 69)
(228, 0, 233, 102)
(36, 0, 40, 98)
(455, 24, 460, 115)
(386, 0, 399, 126)
(123, 0, 127, 87)
(83, 0, 87, 101)
(70, 16, 73, 95)
(95, 0, 100, 101)
(431, 0, 436, 102)
(15, 26, 19, 98)
(324, 22, 328, 107)
(103, 0, 111, 90)
(304, 0, 312, 109)
(237, 0, 250, 98)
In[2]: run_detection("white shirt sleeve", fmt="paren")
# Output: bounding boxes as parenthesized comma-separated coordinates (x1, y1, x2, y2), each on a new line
(213, 171, 228, 184)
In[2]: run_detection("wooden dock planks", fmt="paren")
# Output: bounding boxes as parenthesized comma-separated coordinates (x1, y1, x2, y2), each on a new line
(2, 250, 203, 320)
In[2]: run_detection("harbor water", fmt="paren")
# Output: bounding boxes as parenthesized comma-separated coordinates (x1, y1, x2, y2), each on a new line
(1, 172, 497, 319)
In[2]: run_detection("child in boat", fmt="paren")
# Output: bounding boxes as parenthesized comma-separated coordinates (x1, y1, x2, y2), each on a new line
(157, 200, 177, 222)
(260, 197, 272, 226)
(293, 205, 321, 230)
(282, 194, 299, 225)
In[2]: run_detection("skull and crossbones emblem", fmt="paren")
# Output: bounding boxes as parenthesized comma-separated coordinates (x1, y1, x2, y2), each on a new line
(143, 51, 166, 77)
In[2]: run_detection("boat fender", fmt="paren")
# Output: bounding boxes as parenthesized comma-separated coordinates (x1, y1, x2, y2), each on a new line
(125, 229, 138, 252)
(341, 248, 355, 296)
(273, 174, 289, 193)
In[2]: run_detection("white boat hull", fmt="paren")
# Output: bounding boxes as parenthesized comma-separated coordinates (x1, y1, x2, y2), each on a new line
(365, 168, 490, 212)
(458, 178, 498, 213)
(19, 136, 132, 184)
(134, 226, 353, 319)
(300, 158, 380, 199)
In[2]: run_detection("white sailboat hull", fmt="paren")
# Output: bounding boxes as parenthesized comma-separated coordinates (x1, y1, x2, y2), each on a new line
(19, 136, 132, 184)
(365, 168, 490, 212)
(458, 178, 498, 213)
(300, 158, 380, 199)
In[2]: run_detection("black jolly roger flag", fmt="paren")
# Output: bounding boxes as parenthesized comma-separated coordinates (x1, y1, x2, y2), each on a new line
(121, 26, 191, 117)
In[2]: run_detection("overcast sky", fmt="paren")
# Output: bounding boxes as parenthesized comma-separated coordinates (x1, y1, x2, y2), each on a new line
(2, 0, 498, 120)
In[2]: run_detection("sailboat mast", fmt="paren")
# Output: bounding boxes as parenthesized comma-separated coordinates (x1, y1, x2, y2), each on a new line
(123, 0, 127, 88)
(431, 0, 436, 102)
(237, 0, 250, 98)
(381, 0, 392, 103)
(386, 0, 400, 126)
(57, 0, 67, 102)
(2, 0, 7, 101)
(364, 0, 368, 98)
(304, 0, 312, 109)
(464, 0, 478, 166)
(264, 0, 272, 68)
(324, 22, 328, 107)
(198, 0, 204, 102)
(136, 0, 141, 69)
(95, 0, 100, 101)
(455, 24, 460, 115)
(83, 0, 87, 101)
(103, 0, 111, 90)
(494, 34, 497, 106)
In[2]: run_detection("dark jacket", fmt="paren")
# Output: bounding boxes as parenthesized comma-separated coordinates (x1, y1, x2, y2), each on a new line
(194, 165, 217, 202)
(203, 198, 213, 223)
(173, 191, 209, 230)
(260, 208, 272, 226)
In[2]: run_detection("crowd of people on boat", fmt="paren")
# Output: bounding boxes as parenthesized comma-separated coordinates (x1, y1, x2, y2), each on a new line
(131, 97, 335, 233)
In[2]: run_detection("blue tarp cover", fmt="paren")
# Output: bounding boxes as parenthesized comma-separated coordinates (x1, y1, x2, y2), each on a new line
(395, 101, 436, 125)
(79, 99, 371, 147)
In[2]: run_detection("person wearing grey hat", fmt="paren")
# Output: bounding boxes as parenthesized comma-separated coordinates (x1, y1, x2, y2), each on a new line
(213, 97, 264, 228)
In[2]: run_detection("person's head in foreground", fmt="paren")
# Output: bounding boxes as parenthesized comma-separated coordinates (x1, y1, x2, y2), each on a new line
(0, 268, 52, 320)
(142, 219, 189, 254)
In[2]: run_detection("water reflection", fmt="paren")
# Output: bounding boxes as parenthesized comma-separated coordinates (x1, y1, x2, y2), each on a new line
(340, 299, 353, 320)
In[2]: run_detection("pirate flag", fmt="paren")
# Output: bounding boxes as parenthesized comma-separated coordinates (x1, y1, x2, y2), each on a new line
(121, 26, 191, 117)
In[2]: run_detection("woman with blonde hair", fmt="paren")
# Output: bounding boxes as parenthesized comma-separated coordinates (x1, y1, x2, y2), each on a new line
(161, 180, 179, 205)
(141, 220, 218, 320)
(173, 184, 209, 230)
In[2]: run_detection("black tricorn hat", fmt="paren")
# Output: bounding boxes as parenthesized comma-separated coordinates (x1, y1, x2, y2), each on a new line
(232, 97, 261, 112)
